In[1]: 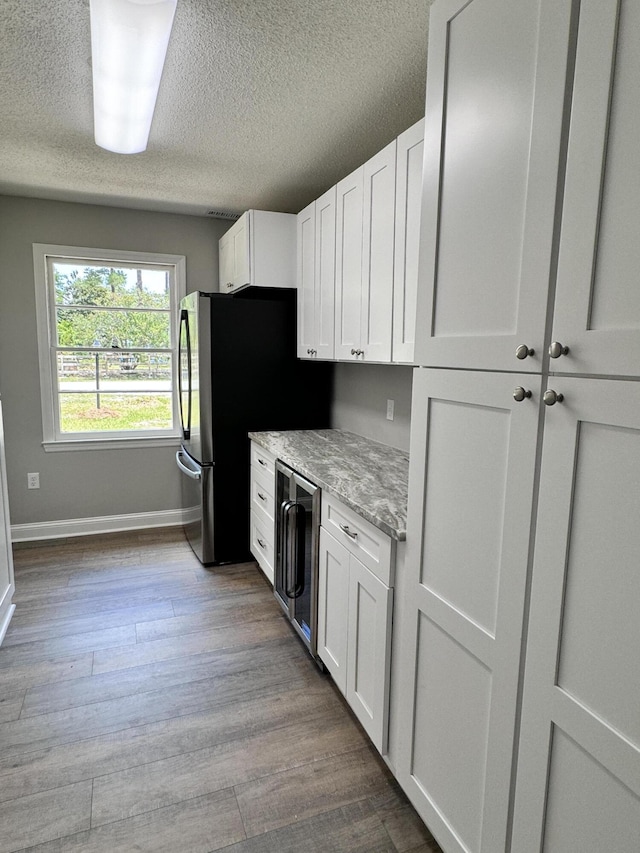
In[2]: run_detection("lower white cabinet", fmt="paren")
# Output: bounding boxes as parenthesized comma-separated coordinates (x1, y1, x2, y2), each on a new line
(510, 377, 640, 852)
(395, 368, 542, 853)
(317, 508, 394, 754)
(249, 442, 276, 584)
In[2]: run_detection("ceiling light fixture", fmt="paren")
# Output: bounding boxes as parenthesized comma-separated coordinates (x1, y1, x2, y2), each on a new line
(90, 0, 178, 154)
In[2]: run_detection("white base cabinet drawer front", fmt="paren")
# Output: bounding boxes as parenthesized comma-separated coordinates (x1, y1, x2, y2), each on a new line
(251, 466, 275, 523)
(250, 510, 274, 584)
(321, 493, 393, 585)
(250, 442, 277, 479)
(318, 526, 393, 754)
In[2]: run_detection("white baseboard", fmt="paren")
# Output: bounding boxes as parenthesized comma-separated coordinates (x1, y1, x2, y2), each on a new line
(0, 603, 15, 646)
(11, 509, 184, 543)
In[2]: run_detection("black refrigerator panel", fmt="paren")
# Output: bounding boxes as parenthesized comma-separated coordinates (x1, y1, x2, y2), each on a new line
(209, 292, 332, 565)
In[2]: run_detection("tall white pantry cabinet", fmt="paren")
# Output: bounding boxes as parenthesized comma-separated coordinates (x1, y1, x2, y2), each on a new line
(396, 1, 640, 852)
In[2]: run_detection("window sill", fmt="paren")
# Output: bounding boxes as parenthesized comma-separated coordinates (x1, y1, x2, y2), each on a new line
(43, 436, 181, 452)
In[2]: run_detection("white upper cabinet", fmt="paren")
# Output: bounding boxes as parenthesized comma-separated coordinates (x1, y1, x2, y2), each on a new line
(218, 210, 296, 293)
(393, 118, 424, 364)
(296, 188, 336, 360)
(314, 187, 337, 360)
(335, 165, 365, 360)
(550, 0, 640, 377)
(296, 201, 316, 357)
(360, 140, 396, 363)
(414, 0, 573, 373)
(335, 141, 396, 363)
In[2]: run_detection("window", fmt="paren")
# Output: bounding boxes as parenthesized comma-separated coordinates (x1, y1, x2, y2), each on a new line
(33, 244, 186, 450)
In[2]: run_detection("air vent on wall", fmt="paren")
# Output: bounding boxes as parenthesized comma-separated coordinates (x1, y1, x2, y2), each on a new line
(206, 209, 241, 220)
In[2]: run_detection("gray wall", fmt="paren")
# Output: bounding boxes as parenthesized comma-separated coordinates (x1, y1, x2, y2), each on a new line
(0, 195, 229, 526)
(331, 362, 413, 452)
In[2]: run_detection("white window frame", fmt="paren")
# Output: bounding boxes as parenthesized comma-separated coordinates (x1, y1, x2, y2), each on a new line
(33, 244, 186, 452)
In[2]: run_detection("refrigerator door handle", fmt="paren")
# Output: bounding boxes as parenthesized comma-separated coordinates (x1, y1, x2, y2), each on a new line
(178, 309, 192, 439)
(176, 450, 201, 481)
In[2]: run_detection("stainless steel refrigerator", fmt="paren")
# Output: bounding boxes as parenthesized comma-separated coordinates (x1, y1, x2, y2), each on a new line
(176, 288, 331, 565)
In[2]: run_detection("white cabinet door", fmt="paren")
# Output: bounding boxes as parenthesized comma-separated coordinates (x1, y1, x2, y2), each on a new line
(297, 188, 336, 361)
(296, 200, 316, 359)
(317, 526, 349, 694)
(218, 213, 249, 292)
(232, 212, 250, 288)
(396, 368, 542, 853)
(0, 401, 15, 645)
(550, 0, 640, 377)
(361, 140, 396, 363)
(346, 553, 393, 754)
(414, 0, 573, 372)
(393, 118, 424, 365)
(511, 377, 640, 852)
(314, 186, 336, 360)
(218, 229, 234, 293)
(335, 166, 364, 361)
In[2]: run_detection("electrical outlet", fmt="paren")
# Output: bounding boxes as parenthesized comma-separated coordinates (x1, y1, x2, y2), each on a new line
(27, 472, 40, 490)
(386, 399, 395, 421)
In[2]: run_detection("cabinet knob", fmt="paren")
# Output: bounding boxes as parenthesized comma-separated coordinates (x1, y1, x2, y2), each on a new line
(516, 344, 535, 360)
(513, 387, 532, 402)
(549, 341, 570, 358)
(543, 389, 564, 406)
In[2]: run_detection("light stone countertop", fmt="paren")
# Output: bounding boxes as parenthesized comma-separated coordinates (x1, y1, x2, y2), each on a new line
(248, 429, 409, 540)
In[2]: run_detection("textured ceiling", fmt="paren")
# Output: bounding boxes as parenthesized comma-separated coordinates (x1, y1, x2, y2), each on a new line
(0, 0, 432, 217)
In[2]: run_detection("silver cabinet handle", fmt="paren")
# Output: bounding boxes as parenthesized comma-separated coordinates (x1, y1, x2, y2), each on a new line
(258, 458, 267, 467)
(350, 348, 364, 357)
(516, 344, 535, 360)
(257, 537, 266, 549)
(226, 282, 234, 288)
(306, 348, 317, 356)
(513, 387, 532, 402)
(543, 389, 564, 406)
(549, 341, 570, 358)
(257, 492, 267, 502)
(339, 523, 358, 539)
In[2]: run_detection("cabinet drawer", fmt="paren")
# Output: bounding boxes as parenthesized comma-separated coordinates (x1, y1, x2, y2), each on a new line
(251, 466, 276, 522)
(322, 494, 393, 586)
(251, 442, 276, 478)
(250, 510, 274, 584)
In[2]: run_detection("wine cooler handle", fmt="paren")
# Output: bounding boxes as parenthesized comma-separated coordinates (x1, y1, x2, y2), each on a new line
(285, 502, 306, 599)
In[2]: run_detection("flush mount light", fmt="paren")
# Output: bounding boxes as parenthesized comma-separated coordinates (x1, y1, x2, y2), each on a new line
(90, 0, 178, 154)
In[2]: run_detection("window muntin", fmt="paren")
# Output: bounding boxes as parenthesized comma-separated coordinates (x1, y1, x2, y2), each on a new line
(34, 246, 186, 447)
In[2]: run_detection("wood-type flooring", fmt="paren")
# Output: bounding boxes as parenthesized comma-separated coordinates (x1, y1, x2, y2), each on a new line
(0, 527, 443, 853)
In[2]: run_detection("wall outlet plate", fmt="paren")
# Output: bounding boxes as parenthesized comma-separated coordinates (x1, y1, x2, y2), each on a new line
(386, 399, 395, 421)
(27, 472, 40, 489)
